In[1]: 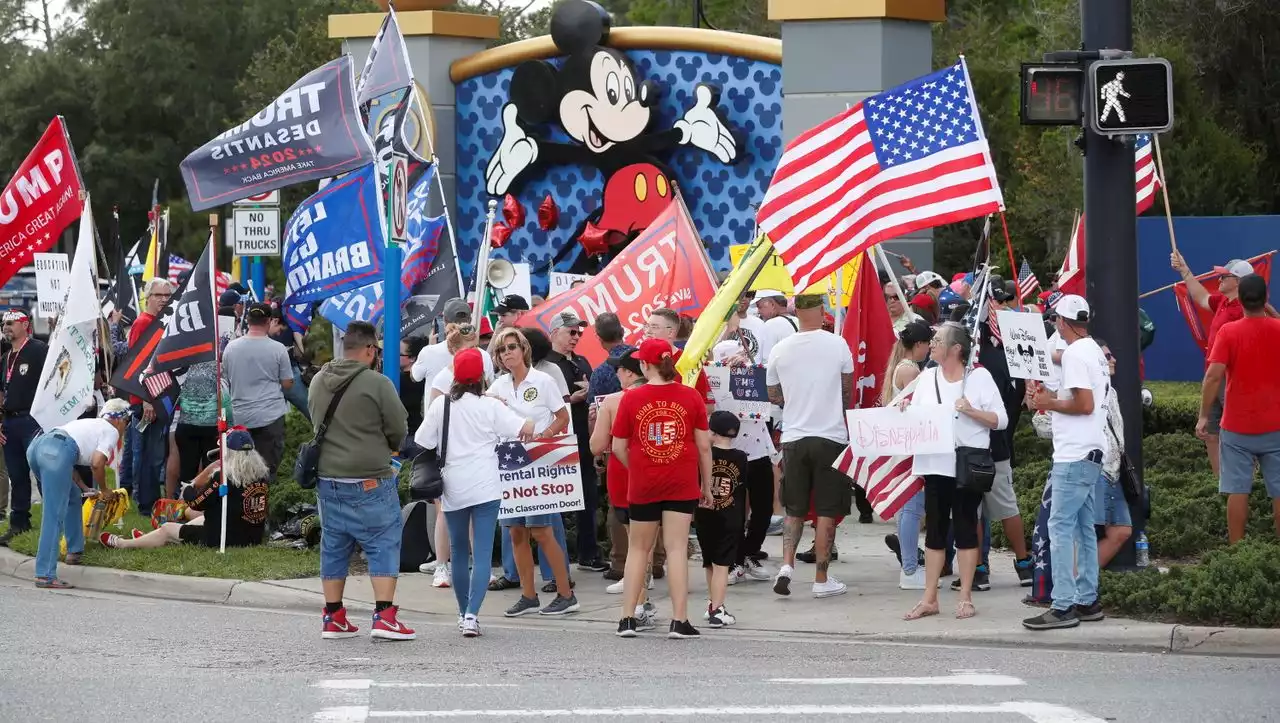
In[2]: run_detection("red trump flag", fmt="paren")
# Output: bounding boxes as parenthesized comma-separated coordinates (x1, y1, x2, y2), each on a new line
(0, 117, 84, 288)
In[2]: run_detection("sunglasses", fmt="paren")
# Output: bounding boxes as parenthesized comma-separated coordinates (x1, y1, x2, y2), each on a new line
(499, 343, 522, 353)
(565, 329, 582, 337)
(884, 294, 902, 302)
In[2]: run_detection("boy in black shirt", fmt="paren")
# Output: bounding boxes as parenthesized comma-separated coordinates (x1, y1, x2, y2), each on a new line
(698, 411, 747, 628)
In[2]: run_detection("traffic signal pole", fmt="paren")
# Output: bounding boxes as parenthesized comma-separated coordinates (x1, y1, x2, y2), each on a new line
(1082, 0, 1145, 567)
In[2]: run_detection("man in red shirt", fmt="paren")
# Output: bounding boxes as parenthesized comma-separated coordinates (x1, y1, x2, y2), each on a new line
(125, 278, 175, 516)
(1198, 274, 1280, 543)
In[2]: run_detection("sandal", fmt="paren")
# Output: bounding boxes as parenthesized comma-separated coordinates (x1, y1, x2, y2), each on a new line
(64, 553, 82, 565)
(35, 578, 74, 589)
(956, 600, 977, 619)
(902, 601, 939, 621)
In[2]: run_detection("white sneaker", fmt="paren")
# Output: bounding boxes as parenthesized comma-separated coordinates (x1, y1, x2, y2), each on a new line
(461, 616, 481, 638)
(899, 568, 927, 590)
(707, 605, 736, 628)
(432, 563, 452, 588)
(813, 576, 849, 598)
(607, 577, 654, 594)
(744, 560, 772, 581)
(773, 564, 794, 596)
(418, 560, 438, 574)
(727, 566, 745, 585)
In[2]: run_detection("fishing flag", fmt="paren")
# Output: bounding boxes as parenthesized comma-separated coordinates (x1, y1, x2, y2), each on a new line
(0, 116, 84, 289)
(1056, 135, 1160, 296)
(283, 164, 386, 304)
(1173, 252, 1275, 354)
(1017, 258, 1040, 301)
(758, 59, 1004, 292)
(32, 195, 99, 431)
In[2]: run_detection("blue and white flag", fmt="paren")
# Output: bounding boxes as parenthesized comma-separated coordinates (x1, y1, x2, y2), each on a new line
(283, 164, 386, 305)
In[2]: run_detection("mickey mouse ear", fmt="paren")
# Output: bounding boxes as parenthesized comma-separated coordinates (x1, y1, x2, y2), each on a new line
(511, 61, 559, 125)
(551, 0, 612, 54)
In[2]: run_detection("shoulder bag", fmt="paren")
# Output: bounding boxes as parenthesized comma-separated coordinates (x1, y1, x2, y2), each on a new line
(1105, 414, 1143, 505)
(410, 397, 450, 501)
(937, 369, 996, 494)
(294, 368, 366, 490)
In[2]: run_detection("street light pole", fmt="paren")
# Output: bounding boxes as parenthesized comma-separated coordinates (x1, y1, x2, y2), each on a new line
(1081, 0, 1144, 567)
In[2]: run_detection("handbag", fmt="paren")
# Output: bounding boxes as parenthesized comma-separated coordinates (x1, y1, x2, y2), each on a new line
(294, 369, 366, 490)
(410, 397, 450, 501)
(1106, 415, 1143, 505)
(935, 369, 996, 494)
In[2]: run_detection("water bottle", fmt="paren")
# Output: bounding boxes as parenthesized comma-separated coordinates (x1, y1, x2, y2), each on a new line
(1135, 532, 1149, 568)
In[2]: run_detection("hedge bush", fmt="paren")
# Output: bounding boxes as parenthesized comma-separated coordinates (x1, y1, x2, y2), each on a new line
(1100, 538, 1280, 627)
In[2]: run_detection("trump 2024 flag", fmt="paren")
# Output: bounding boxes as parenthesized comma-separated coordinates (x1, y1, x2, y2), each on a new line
(758, 59, 1005, 292)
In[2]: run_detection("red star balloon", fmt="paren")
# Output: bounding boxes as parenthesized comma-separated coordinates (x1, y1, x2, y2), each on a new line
(537, 194, 560, 232)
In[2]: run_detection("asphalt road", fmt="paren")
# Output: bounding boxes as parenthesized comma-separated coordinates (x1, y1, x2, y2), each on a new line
(1, 578, 1277, 722)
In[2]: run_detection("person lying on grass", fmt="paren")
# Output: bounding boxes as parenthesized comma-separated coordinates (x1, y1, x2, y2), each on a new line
(101, 428, 269, 550)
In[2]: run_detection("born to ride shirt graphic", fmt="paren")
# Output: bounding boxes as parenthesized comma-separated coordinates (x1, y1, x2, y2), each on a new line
(613, 383, 709, 505)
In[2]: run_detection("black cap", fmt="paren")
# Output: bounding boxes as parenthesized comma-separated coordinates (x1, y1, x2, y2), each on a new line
(246, 302, 274, 321)
(218, 289, 242, 307)
(606, 348, 642, 376)
(709, 410, 740, 438)
(494, 295, 530, 314)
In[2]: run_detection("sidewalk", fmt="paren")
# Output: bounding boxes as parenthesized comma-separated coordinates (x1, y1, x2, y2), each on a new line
(5, 520, 1279, 656)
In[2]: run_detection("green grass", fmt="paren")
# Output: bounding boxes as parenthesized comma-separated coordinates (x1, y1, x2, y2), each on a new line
(2, 506, 319, 580)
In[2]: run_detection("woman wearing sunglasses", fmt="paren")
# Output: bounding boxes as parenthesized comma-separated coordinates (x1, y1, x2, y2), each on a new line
(485, 328, 579, 617)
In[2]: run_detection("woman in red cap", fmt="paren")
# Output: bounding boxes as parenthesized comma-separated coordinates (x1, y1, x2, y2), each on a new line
(417, 348, 535, 638)
(611, 338, 713, 639)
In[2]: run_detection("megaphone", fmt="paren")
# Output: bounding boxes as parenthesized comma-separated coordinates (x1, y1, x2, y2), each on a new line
(486, 258, 516, 290)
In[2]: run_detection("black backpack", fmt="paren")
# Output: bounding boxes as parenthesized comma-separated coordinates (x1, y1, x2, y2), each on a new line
(399, 500, 434, 572)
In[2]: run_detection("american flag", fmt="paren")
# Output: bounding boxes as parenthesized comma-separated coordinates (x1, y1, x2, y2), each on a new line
(832, 379, 924, 521)
(1056, 135, 1160, 295)
(758, 60, 1004, 292)
(1017, 258, 1040, 301)
(496, 437, 579, 471)
(167, 254, 233, 295)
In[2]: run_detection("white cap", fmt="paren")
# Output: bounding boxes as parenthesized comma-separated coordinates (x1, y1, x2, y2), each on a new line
(753, 289, 787, 301)
(1055, 294, 1091, 323)
(915, 271, 945, 289)
(1213, 259, 1254, 278)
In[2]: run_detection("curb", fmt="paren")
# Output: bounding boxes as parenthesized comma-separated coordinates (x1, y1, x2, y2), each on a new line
(0, 547, 321, 610)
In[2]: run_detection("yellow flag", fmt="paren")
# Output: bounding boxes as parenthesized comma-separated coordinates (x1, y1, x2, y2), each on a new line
(676, 234, 775, 386)
(230, 255, 242, 284)
(141, 223, 160, 284)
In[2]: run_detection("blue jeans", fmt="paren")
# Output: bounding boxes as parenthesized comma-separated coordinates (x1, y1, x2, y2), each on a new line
(445, 499, 501, 618)
(118, 418, 137, 497)
(283, 364, 312, 423)
(130, 410, 170, 516)
(29, 432, 84, 580)
(897, 490, 923, 575)
(1048, 458, 1102, 611)
(317, 478, 403, 579)
(500, 513, 568, 582)
(2, 414, 43, 531)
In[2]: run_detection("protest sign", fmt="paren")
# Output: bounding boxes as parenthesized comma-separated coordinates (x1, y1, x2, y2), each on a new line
(181, 56, 375, 211)
(0, 117, 83, 290)
(497, 436, 584, 520)
(521, 200, 717, 366)
(33, 252, 69, 317)
(549, 272, 591, 298)
(996, 309, 1053, 381)
(705, 362, 771, 421)
(845, 407, 955, 457)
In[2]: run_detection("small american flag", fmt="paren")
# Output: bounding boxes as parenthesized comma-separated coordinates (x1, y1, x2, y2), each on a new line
(832, 379, 924, 520)
(167, 254, 232, 295)
(1017, 258, 1040, 301)
(758, 59, 1004, 292)
(496, 437, 579, 471)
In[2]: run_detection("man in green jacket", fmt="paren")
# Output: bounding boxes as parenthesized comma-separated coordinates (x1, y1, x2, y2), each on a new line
(307, 321, 414, 642)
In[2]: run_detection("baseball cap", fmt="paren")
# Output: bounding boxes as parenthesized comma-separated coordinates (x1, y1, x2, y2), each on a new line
(226, 427, 255, 451)
(2, 309, 29, 323)
(1213, 259, 1254, 278)
(218, 290, 242, 307)
(753, 289, 787, 302)
(709, 410, 741, 438)
(246, 303, 274, 321)
(441, 298, 471, 324)
(1055, 294, 1091, 323)
(915, 271, 945, 289)
(606, 348, 642, 376)
(494, 295, 530, 314)
(452, 347, 485, 384)
(548, 310, 588, 332)
(794, 293, 825, 309)
(633, 337, 674, 364)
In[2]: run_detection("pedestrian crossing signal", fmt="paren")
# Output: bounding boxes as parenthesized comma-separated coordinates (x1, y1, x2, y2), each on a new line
(1088, 58, 1173, 136)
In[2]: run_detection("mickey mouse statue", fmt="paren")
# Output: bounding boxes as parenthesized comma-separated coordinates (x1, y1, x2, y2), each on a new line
(484, 0, 739, 268)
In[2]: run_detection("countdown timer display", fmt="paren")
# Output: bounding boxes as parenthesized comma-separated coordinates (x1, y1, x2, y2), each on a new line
(1020, 64, 1083, 126)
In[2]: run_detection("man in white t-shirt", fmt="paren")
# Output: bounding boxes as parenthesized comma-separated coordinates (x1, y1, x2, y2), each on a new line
(753, 289, 797, 350)
(765, 294, 854, 600)
(410, 299, 475, 386)
(1025, 295, 1111, 631)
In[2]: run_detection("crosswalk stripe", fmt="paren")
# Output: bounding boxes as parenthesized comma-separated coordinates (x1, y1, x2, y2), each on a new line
(767, 672, 1023, 686)
(353, 702, 1105, 720)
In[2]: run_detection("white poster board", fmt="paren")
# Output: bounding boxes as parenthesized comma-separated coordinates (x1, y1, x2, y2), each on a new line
(845, 407, 956, 457)
(33, 252, 70, 317)
(497, 436, 585, 520)
(495, 262, 533, 306)
(549, 272, 592, 298)
(996, 309, 1053, 381)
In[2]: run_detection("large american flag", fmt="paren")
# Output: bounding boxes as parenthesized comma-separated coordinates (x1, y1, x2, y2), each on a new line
(496, 437, 579, 471)
(758, 60, 1004, 292)
(1017, 258, 1040, 301)
(832, 379, 923, 521)
(1056, 135, 1160, 295)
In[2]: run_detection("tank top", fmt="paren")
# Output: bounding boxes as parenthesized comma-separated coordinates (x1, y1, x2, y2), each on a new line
(891, 359, 918, 396)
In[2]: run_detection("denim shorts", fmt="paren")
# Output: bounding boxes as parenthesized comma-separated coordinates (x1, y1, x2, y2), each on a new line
(500, 513, 559, 528)
(1219, 429, 1280, 498)
(317, 477, 403, 579)
(1093, 473, 1132, 527)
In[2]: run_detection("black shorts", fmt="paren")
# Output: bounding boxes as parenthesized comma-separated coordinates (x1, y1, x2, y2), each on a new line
(177, 522, 204, 545)
(614, 507, 630, 525)
(694, 506, 741, 568)
(629, 499, 698, 523)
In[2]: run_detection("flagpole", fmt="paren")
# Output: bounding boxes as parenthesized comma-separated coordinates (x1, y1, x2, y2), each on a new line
(1138, 250, 1278, 299)
(998, 212, 1021, 310)
(209, 215, 229, 555)
(472, 200, 498, 328)
(872, 245, 911, 312)
(1152, 134, 1179, 254)
(382, 150, 403, 390)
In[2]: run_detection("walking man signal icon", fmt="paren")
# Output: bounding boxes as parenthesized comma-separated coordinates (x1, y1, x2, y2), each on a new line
(1099, 71, 1130, 123)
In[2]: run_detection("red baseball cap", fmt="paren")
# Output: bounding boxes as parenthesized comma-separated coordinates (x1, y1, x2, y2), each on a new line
(633, 337, 675, 365)
(452, 348, 485, 384)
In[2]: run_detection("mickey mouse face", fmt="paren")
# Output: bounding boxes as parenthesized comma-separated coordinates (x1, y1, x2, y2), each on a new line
(559, 49, 651, 153)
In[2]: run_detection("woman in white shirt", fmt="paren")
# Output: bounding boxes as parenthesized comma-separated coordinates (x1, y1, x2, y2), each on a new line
(880, 319, 934, 590)
(902, 323, 1007, 621)
(485, 328, 578, 617)
(417, 348, 535, 638)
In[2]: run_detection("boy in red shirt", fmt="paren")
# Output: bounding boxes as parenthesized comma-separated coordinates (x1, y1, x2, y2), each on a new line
(1199, 274, 1280, 542)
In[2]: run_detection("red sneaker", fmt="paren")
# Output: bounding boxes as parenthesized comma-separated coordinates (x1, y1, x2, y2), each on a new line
(370, 605, 416, 641)
(130, 529, 144, 540)
(321, 607, 360, 639)
(99, 532, 119, 548)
